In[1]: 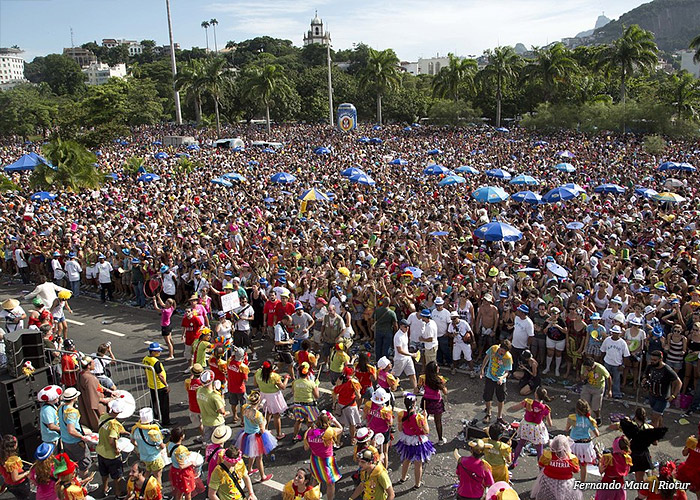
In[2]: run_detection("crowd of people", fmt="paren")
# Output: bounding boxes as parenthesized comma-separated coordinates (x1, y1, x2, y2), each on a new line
(1, 121, 700, 499)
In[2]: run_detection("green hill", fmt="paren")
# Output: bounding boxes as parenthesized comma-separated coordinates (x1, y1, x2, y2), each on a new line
(587, 0, 700, 52)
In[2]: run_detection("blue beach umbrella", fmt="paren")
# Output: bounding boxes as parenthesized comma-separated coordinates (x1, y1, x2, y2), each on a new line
(533, 140, 549, 146)
(438, 175, 466, 186)
(455, 165, 479, 174)
(264, 197, 276, 203)
(556, 150, 576, 158)
(369, 138, 383, 144)
(474, 222, 523, 242)
(358, 137, 371, 144)
(389, 158, 408, 165)
(427, 148, 442, 155)
(405, 266, 423, 278)
(562, 183, 586, 195)
(566, 222, 584, 230)
(594, 184, 626, 194)
(262, 148, 277, 153)
(485, 168, 512, 180)
(510, 191, 542, 204)
(314, 147, 331, 155)
(349, 173, 376, 186)
(373, 125, 382, 130)
(403, 126, 412, 131)
(222, 172, 246, 182)
(175, 153, 191, 158)
(248, 160, 259, 166)
(154, 152, 169, 160)
(341, 167, 365, 178)
(429, 231, 449, 236)
(152, 141, 162, 146)
(30, 191, 57, 202)
(423, 164, 451, 176)
(186, 144, 200, 151)
(542, 186, 578, 203)
(510, 174, 538, 185)
(299, 188, 330, 201)
(231, 146, 244, 152)
(495, 127, 509, 133)
(554, 162, 575, 173)
(634, 186, 658, 198)
(472, 186, 509, 203)
(677, 162, 696, 172)
(137, 173, 161, 182)
(270, 172, 296, 184)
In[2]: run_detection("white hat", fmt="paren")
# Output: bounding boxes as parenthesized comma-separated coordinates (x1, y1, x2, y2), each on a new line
(108, 399, 125, 415)
(211, 425, 233, 445)
(644, 305, 657, 315)
(62, 387, 81, 401)
(610, 325, 622, 334)
(200, 369, 215, 385)
(373, 433, 386, 446)
(611, 296, 623, 305)
(377, 356, 391, 370)
(434, 297, 445, 305)
(629, 316, 643, 326)
(450, 311, 460, 318)
(139, 407, 154, 424)
(371, 387, 390, 405)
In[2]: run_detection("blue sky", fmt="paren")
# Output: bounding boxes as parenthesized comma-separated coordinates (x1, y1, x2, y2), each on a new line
(1, 0, 646, 62)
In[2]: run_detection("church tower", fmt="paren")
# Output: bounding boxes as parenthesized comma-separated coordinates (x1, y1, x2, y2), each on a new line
(303, 10, 330, 46)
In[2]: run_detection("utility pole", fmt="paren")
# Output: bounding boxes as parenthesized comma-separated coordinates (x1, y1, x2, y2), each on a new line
(326, 32, 334, 127)
(165, 0, 182, 124)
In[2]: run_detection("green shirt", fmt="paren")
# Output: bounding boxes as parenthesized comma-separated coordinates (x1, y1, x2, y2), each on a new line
(330, 350, 350, 374)
(96, 413, 125, 460)
(196, 386, 225, 427)
(293, 377, 317, 404)
(581, 362, 610, 389)
(373, 307, 397, 333)
(254, 369, 281, 394)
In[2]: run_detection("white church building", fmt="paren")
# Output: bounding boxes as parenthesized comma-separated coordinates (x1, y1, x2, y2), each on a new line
(303, 11, 330, 47)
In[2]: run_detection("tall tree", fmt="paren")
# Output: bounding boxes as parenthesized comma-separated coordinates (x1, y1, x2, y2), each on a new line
(199, 57, 233, 136)
(478, 46, 522, 127)
(210, 19, 219, 52)
(358, 48, 401, 124)
(524, 42, 579, 102)
(596, 24, 658, 102)
(241, 63, 289, 134)
(176, 59, 205, 123)
(201, 21, 210, 52)
(663, 70, 700, 120)
(24, 54, 86, 96)
(690, 33, 700, 64)
(431, 53, 477, 101)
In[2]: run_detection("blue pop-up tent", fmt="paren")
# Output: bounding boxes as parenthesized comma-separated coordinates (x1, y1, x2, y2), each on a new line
(3, 152, 52, 173)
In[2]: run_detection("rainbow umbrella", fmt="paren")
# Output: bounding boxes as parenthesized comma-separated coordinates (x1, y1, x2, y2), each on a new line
(651, 192, 686, 203)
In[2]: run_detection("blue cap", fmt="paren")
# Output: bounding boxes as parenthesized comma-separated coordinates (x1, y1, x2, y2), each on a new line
(590, 312, 601, 320)
(121, 248, 130, 255)
(68, 252, 76, 258)
(420, 308, 432, 318)
(160, 265, 169, 273)
(517, 304, 529, 314)
(259, 277, 268, 285)
(148, 342, 163, 352)
(98, 253, 106, 259)
(279, 276, 287, 283)
(52, 251, 60, 257)
(278, 269, 287, 276)
(224, 270, 233, 277)
(131, 258, 140, 264)
(35, 442, 55, 461)
(193, 270, 201, 275)
(499, 290, 509, 298)
(295, 302, 303, 310)
(639, 287, 650, 293)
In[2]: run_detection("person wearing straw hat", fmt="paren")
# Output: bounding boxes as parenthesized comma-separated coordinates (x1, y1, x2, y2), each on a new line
(38, 384, 62, 447)
(58, 387, 94, 480)
(130, 408, 166, 484)
(205, 425, 233, 483)
(0, 298, 25, 333)
(185, 363, 205, 440)
(96, 399, 128, 498)
(454, 439, 494, 500)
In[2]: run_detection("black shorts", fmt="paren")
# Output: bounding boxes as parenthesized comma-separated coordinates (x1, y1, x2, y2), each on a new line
(233, 330, 251, 348)
(98, 455, 123, 480)
(228, 392, 246, 407)
(276, 350, 293, 365)
(483, 377, 507, 403)
(161, 325, 172, 337)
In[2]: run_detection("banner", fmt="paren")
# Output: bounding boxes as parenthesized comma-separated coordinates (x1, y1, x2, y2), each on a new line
(221, 292, 240, 313)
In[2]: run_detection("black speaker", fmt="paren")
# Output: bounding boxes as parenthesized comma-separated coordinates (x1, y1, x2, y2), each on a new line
(4, 328, 46, 377)
(0, 366, 51, 460)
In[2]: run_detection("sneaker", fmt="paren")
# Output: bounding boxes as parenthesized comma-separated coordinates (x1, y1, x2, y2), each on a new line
(542, 367, 550, 375)
(86, 483, 100, 493)
(251, 353, 258, 361)
(438, 437, 447, 445)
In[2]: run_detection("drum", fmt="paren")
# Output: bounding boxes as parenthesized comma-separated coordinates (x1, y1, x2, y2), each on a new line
(188, 452, 204, 477)
(116, 437, 134, 454)
(84, 433, 99, 450)
(111, 390, 136, 419)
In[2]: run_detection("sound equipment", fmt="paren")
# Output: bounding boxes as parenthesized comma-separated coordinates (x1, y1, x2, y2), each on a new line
(4, 328, 46, 377)
(0, 366, 51, 459)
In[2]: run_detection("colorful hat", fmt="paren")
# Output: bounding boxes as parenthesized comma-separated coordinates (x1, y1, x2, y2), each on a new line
(420, 308, 432, 318)
(53, 453, 77, 477)
(355, 427, 374, 443)
(37, 385, 63, 402)
(200, 369, 215, 385)
(517, 304, 529, 314)
(57, 290, 72, 300)
(371, 387, 390, 405)
(247, 390, 261, 405)
(35, 442, 55, 461)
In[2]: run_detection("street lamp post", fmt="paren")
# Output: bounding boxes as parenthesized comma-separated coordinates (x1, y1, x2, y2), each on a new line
(326, 33, 334, 127)
(165, 0, 182, 124)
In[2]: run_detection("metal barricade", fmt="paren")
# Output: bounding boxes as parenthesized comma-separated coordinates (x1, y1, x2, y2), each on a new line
(47, 349, 159, 415)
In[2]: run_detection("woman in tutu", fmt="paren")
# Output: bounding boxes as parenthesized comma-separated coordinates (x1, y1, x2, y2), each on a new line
(509, 387, 552, 468)
(304, 411, 343, 500)
(565, 399, 599, 482)
(234, 390, 277, 482)
(254, 360, 289, 439)
(167, 426, 197, 500)
(394, 393, 436, 490)
(531, 435, 581, 500)
(595, 436, 631, 500)
(676, 423, 700, 496)
(418, 361, 448, 445)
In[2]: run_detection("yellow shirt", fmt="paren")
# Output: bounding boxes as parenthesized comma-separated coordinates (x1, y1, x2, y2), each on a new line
(282, 480, 321, 500)
(126, 476, 162, 500)
(143, 355, 167, 390)
(96, 414, 125, 460)
(208, 459, 248, 500)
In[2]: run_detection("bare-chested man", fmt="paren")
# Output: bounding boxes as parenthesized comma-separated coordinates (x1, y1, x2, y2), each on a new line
(476, 293, 499, 360)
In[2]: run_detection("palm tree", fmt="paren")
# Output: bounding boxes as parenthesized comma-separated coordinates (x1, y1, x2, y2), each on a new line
(176, 59, 206, 123)
(666, 70, 700, 121)
(241, 63, 289, 134)
(210, 19, 219, 53)
(0, 175, 18, 192)
(201, 21, 210, 52)
(690, 33, 700, 64)
(524, 42, 579, 102)
(596, 24, 658, 102)
(199, 57, 233, 137)
(478, 46, 522, 127)
(431, 53, 477, 101)
(32, 138, 104, 192)
(358, 48, 401, 124)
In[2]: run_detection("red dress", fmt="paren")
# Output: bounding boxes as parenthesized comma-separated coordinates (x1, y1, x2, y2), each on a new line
(677, 435, 700, 492)
(168, 444, 197, 494)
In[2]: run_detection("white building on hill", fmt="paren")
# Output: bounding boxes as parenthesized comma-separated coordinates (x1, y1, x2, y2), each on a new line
(83, 62, 127, 85)
(0, 47, 26, 90)
(680, 50, 700, 78)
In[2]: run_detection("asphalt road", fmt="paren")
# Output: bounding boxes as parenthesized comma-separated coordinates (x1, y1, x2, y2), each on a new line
(3, 284, 697, 500)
